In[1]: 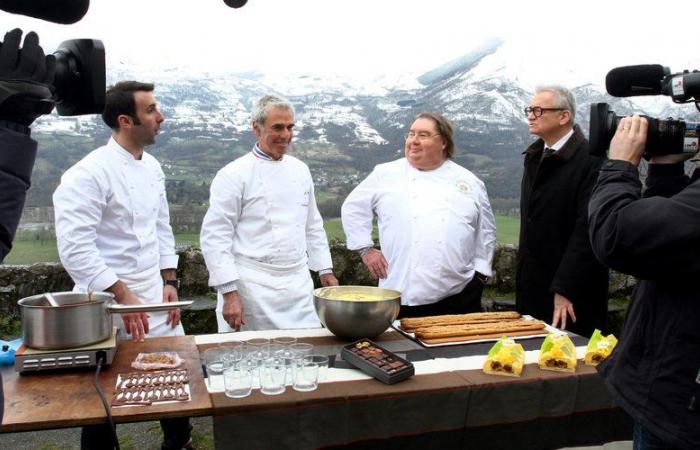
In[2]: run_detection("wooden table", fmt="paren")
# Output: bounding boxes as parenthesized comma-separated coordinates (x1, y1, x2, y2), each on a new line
(2, 330, 632, 449)
(1, 336, 212, 432)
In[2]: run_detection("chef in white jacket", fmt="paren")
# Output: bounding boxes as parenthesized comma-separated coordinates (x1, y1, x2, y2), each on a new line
(53, 81, 192, 449)
(201, 94, 338, 332)
(342, 112, 496, 318)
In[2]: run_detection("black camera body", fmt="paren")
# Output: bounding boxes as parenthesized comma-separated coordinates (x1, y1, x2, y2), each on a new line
(590, 102, 699, 157)
(589, 65, 700, 157)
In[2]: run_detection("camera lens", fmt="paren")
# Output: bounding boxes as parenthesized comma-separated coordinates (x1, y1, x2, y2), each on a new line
(52, 39, 105, 116)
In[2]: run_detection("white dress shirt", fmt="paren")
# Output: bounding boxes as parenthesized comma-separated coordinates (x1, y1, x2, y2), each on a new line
(53, 137, 178, 292)
(341, 158, 496, 306)
(547, 128, 575, 152)
(200, 150, 333, 288)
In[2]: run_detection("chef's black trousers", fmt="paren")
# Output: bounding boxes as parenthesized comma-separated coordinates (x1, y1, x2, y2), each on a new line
(81, 417, 192, 450)
(398, 275, 485, 318)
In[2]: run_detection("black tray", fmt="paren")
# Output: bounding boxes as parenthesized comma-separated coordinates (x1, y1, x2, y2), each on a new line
(341, 339, 414, 385)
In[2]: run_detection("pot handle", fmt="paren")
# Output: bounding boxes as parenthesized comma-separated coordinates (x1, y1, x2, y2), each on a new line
(107, 300, 193, 314)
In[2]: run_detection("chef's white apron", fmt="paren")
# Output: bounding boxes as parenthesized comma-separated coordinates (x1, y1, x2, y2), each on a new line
(75, 264, 185, 340)
(216, 255, 320, 332)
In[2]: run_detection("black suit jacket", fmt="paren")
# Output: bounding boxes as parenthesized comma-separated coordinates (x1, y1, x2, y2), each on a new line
(516, 124, 609, 336)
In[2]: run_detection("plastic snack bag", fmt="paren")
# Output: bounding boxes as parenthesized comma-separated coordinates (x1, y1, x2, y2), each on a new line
(584, 329, 618, 366)
(131, 352, 183, 370)
(483, 337, 525, 377)
(538, 333, 577, 372)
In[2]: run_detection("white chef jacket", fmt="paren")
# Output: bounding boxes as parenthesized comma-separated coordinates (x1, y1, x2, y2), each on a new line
(53, 137, 180, 331)
(341, 158, 496, 306)
(200, 150, 333, 288)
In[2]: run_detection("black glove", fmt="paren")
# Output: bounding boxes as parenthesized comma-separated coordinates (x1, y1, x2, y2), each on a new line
(0, 28, 56, 126)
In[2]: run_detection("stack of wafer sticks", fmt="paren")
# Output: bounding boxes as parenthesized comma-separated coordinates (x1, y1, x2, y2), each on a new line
(399, 311, 546, 344)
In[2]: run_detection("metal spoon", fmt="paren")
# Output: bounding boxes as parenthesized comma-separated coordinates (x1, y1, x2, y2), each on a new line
(44, 292, 60, 307)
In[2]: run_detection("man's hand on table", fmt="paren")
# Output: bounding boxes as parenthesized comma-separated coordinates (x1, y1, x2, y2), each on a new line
(320, 273, 339, 287)
(552, 292, 576, 330)
(362, 248, 388, 280)
(108, 280, 149, 342)
(223, 291, 245, 331)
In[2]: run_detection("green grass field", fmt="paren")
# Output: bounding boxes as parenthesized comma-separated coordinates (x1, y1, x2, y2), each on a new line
(3, 215, 520, 265)
(494, 214, 519, 245)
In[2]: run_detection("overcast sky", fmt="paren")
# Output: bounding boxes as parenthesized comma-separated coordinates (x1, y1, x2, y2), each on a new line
(1, 0, 696, 84)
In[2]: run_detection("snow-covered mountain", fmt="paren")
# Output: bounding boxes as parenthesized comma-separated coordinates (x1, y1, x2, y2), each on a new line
(28, 38, 699, 207)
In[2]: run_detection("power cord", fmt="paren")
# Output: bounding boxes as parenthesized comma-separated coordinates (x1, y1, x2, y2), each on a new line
(93, 352, 120, 450)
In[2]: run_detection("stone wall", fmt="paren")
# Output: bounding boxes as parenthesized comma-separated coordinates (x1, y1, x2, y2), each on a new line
(0, 244, 636, 338)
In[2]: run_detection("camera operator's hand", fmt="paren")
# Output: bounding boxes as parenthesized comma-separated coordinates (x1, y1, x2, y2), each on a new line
(609, 115, 648, 167)
(0, 28, 56, 126)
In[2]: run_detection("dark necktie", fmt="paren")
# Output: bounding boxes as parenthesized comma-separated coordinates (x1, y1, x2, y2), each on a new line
(541, 147, 555, 162)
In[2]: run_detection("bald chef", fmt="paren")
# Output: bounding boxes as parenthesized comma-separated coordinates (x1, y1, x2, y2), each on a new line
(201, 94, 338, 332)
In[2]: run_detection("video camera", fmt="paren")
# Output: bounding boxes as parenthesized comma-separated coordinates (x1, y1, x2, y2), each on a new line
(0, 0, 105, 119)
(590, 65, 700, 157)
(50, 39, 105, 115)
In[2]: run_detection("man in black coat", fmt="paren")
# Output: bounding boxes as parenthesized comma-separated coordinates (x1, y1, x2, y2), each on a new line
(516, 85, 609, 337)
(0, 28, 56, 430)
(589, 115, 699, 450)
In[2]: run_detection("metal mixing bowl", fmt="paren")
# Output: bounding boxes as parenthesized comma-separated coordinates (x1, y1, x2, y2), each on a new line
(313, 285, 401, 340)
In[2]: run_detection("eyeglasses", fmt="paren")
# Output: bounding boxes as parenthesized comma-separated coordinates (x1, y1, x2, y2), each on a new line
(405, 131, 441, 141)
(524, 107, 566, 118)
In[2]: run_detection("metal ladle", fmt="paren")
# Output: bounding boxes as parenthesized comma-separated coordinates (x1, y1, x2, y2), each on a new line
(44, 292, 60, 307)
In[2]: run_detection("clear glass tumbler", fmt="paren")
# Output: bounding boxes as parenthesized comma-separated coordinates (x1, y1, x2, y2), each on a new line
(260, 357, 286, 395)
(293, 361, 319, 392)
(223, 365, 253, 398)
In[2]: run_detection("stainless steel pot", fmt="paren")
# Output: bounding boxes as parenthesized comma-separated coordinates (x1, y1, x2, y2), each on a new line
(313, 286, 401, 340)
(18, 291, 193, 350)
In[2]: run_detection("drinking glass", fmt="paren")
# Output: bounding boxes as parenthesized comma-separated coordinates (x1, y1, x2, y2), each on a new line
(219, 342, 244, 370)
(245, 338, 271, 360)
(260, 357, 286, 395)
(304, 354, 329, 381)
(289, 342, 314, 384)
(289, 342, 313, 358)
(223, 366, 253, 398)
(246, 338, 271, 378)
(202, 347, 225, 376)
(273, 336, 297, 347)
(293, 361, 319, 392)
